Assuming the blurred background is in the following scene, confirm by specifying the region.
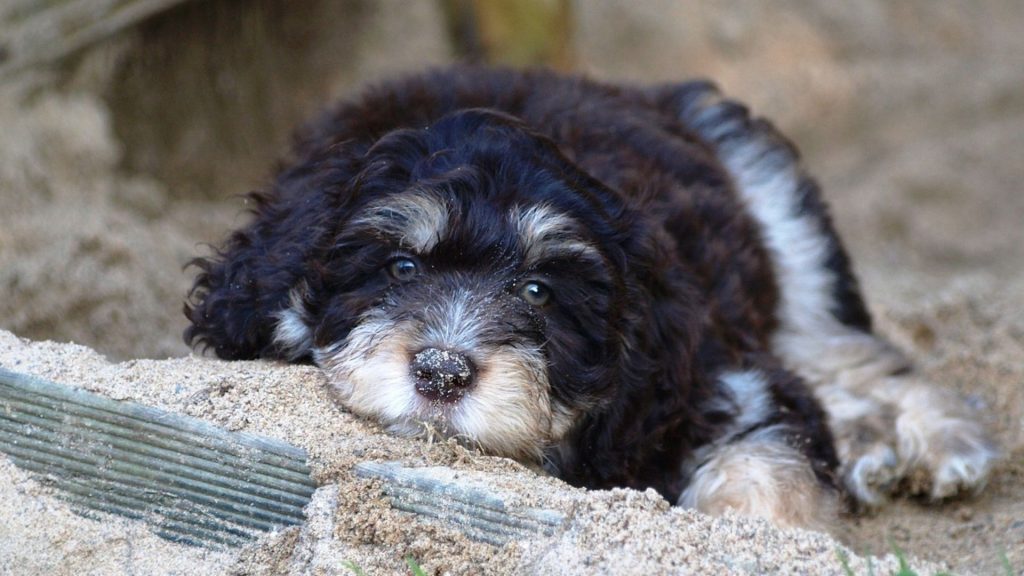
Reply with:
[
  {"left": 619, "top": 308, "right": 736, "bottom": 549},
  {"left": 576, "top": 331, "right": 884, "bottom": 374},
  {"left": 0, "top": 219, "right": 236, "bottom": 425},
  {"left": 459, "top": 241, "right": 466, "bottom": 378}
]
[
  {"left": 1, "top": 1, "right": 1022, "bottom": 571},
  {"left": 2, "top": 0, "right": 1021, "bottom": 360}
]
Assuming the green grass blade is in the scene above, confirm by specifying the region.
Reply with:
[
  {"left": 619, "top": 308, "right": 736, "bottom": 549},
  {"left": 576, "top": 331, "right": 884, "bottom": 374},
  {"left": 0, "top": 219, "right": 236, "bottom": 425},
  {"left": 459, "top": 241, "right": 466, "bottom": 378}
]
[
  {"left": 341, "top": 560, "right": 368, "bottom": 576},
  {"left": 836, "top": 548, "right": 857, "bottom": 576},
  {"left": 1000, "top": 550, "right": 1014, "bottom": 576},
  {"left": 406, "top": 556, "right": 427, "bottom": 576}
]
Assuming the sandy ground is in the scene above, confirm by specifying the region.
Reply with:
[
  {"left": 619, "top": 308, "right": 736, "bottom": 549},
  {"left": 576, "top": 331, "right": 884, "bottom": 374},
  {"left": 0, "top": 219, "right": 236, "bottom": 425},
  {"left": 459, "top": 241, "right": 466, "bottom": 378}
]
[
  {"left": 1, "top": 1, "right": 1022, "bottom": 574},
  {"left": 0, "top": 329, "right": 951, "bottom": 575}
]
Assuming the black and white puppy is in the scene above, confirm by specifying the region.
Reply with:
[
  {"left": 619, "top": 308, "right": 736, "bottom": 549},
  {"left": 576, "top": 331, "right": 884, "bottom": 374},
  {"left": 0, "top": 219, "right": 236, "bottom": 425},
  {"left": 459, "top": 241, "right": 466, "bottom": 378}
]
[{"left": 185, "top": 67, "right": 997, "bottom": 530}]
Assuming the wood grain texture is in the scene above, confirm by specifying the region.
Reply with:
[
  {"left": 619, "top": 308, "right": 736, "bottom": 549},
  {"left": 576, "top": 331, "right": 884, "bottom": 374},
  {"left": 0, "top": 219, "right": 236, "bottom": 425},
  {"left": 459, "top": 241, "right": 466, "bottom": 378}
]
[
  {"left": 355, "top": 461, "right": 565, "bottom": 546},
  {"left": 0, "top": 367, "right": 315, "bottom": 548}
]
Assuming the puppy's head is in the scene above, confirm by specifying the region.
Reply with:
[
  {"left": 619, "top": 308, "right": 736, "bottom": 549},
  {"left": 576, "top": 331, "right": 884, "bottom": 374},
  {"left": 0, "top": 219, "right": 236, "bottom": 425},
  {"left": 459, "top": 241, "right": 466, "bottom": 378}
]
[{"left": 187, "top": 109, "right": 687, "bottom": 463}]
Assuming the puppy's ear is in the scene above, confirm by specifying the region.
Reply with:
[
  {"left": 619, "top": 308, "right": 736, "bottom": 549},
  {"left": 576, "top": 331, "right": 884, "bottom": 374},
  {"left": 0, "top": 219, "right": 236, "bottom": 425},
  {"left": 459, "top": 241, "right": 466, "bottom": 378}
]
[
  {"left": 556, "top": 218, "right": 713, "bottom": 494},
  {"left": 184, "top": 157, "right": 353, "bottom": 360}
]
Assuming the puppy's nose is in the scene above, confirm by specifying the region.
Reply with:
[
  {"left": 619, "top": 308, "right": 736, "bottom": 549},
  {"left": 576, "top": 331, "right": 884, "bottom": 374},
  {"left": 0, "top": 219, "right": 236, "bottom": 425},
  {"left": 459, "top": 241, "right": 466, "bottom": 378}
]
[{"left": 411, "top": 347, "right": 475, "bottom": 402}]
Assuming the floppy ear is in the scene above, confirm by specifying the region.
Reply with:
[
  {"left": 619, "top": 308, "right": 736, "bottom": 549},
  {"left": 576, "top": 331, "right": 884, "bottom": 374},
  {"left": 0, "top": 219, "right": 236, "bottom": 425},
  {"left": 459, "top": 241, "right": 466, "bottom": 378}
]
[
  {"left": 184, "top": 155, "right": 356, "bottom": 360},
  {"left": 552, "top": 217, "right": 716, "bottom": 499}
]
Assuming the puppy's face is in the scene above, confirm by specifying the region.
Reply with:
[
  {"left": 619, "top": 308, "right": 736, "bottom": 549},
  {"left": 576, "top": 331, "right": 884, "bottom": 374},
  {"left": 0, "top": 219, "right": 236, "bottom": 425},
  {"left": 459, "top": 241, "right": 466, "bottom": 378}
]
[{"left": 276, "top": 113, "right": 629, "bottom": 461}]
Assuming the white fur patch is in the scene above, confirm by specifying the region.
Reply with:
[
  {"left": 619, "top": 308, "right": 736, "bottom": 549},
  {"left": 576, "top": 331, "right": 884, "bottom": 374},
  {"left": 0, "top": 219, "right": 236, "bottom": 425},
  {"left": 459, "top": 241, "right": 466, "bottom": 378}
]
[
  {"left": 679, "top": 426, "right": 838, "bottom": 531},
  {"left": 715, "top": 140, "right": 844, "bottom": 364},
  {"left": 678, "top": 91, "right": 851, "bottom": 367},
  {"left": 421, "top": 288, "right": 489, "bottom": 352},
  {"left": 716, "top": 369, "right": 772, "bottom": 436},
  {"left": 272, "top": 286, "right": 314, "bottom": 360},
  {"left": 315, "top": 314, "right": 420, "bottom": 425},
  {"left": 452, "top": 344, "right": 553, "bottom": 461}
]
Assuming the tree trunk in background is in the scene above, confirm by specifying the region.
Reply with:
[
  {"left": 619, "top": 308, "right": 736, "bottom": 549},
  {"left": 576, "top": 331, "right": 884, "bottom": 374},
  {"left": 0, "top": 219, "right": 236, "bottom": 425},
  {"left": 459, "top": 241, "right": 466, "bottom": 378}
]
[{"left": 441, "top": 0, "right": 573, "bottom": 69}]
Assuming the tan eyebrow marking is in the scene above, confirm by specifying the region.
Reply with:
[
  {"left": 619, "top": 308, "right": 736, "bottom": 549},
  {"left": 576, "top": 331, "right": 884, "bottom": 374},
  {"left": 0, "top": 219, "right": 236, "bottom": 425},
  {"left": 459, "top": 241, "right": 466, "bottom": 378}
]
[
  {"left": 352, "top": 191, "right": 450, "bottom": 252},
  {"left": 512, "top": 204, "right": 601, "bottom": 266}
]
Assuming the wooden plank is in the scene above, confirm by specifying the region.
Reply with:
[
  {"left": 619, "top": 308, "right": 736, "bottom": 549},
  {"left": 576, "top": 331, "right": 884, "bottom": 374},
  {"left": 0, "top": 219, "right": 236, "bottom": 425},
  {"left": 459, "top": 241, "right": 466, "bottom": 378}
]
[
  {"left": 0, "top": 367, "right": 316, "bottom": 549},
  {"left": 0, "top": 367, "right": 567, "bottom": 550},
  {"left": 355, "top": 461, "right": 566, "bottom": 546},
  {"left": 0, "top": 0, "right": 196, "bottom": 80}
]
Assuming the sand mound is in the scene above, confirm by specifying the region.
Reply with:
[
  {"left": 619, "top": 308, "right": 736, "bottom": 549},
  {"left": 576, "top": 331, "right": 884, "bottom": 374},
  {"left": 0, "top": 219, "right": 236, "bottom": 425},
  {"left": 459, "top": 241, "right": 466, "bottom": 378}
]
[{"left": 1, "top": 330, "right": 950, "bottom": 575}]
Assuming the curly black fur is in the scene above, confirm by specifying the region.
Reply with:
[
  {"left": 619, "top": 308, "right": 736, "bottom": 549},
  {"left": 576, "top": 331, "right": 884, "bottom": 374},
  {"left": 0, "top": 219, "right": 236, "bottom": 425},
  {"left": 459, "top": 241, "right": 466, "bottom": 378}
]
[{"left": 185, "top": 67, "right": 847, "bottom": 503}]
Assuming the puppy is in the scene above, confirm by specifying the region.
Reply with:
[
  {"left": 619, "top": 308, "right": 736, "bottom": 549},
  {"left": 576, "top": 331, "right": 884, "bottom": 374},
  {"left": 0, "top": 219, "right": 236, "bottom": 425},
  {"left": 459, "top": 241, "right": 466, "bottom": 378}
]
[{"left": 185, "top": 67, "right": 997, "bottom": 530}]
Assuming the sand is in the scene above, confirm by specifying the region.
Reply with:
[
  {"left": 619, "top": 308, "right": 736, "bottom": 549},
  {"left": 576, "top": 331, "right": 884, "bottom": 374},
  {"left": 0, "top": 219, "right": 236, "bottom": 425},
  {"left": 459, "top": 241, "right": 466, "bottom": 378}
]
[
  {"left": 0, "top": 457, "right": 234, "bottom": 576},
  {"left": 2, "top": 2, "right": 1023, "bottom": 573},
  {"left": 0, "top": 329, "right": 953, "bottom": 575}
]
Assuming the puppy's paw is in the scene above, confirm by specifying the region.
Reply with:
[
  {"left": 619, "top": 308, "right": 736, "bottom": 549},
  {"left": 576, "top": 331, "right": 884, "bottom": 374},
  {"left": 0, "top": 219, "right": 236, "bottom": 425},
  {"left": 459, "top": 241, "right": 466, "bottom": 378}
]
[
  {"left": 830, "top": 385, "right": 1000, "bottom": 507},
  {"left": 889, "top": 382, "right": 1000, "bottom": 500},
  {"left": 929, "top": 440, "right": 999, "bottom": 500},
  {"left": 897, "top": 412, "right": 999, "bottom": 500},
  {"left": 818, "top": 386, "right": 902, "bottom": 506},
  {"left": 841, "top": 441, "right": 901, "bottom": 506}
]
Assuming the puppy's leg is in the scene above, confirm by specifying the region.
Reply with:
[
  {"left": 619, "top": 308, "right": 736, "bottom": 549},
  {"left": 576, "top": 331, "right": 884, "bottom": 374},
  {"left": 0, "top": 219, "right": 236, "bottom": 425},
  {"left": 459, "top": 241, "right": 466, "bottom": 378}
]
[
  {"left": 662, "top": 82, "right": 999, "bottom": 505},
  {"left": 787, "top": 332, "right": 998, "bottom": 504},
  {"left": 680, "top": 427, "right": 839, "bottom": 531},
  {"left": 680, "top": 368, "right": 840, "bottom": 531}
]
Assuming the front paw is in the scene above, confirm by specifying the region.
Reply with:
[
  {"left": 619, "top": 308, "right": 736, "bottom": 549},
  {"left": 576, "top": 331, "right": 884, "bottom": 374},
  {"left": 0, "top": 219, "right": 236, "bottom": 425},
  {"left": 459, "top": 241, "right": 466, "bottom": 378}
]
[
  {"left": 826, "top": 382, "right": 1000, "bottom": 506},
  {"left": 897, "top": 414, "right": 999, "bottom": 500},
  {"left": 843, "top": 443, "right": 901, "bottom": 506},
  {"left": 820, "top": 388, "right": 903, "bottom": 506}
]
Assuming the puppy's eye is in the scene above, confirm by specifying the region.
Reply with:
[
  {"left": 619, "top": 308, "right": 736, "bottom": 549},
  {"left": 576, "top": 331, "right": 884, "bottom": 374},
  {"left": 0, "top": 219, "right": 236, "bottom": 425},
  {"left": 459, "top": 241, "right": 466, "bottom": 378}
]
[
  {"left": 387, "top": 257, "right": 418, "bottom": 282},
  {"left": 519, "top": 281, "right": 551, "bottom": 306}
]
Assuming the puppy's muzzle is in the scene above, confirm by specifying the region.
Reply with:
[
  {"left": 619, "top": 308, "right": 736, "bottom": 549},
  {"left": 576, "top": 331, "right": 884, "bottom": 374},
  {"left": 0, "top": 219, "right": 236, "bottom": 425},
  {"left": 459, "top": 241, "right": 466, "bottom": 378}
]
[{"left": 411, "top": 347, "right": 476, "bottom": 402}]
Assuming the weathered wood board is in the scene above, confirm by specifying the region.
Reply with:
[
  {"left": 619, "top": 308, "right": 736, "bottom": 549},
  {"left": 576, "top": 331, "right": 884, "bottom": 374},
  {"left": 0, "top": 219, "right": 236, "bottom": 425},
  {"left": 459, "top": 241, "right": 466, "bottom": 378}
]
[
  {"left": 0, "top": 367, "right": 567, "bottom": 549},
  {"left": 0, "top": 367, "right": 316, "bottom": 548}
]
